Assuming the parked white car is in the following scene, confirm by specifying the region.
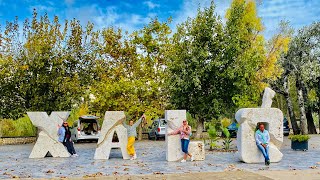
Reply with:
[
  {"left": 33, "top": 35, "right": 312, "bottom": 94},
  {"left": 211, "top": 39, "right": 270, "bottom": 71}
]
[{"left": 148, "top": 118, "right": 167, "bottom": 140}]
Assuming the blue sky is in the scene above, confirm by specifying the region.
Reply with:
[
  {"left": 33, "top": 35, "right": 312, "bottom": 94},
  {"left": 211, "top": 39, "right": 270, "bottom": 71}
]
[{"left": 0, "top": 0, "right": 319, "bottom": 39}]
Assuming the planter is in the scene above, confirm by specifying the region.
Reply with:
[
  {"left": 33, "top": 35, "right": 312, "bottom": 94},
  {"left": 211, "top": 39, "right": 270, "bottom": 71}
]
[{"left": 291, "top": 140, "right": 308, "bottom": 151}]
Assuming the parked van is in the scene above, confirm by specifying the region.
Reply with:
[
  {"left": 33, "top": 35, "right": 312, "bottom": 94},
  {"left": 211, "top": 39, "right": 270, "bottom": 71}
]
[{"left": 72, "top": 115, "right": 100, "bottom": 142}]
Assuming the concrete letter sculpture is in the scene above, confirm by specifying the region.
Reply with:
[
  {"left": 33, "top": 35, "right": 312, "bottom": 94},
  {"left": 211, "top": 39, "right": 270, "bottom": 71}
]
[
  {"left": 27, "top": 112, "right": 70, "bottom": 158},
  {"left": 235, "top": 88, "right": 283, "bottom": 163},
  {"left": 261, "top": 87, "right": 276, "bottom": 108},
  {"left": 94, "top": 111, "right": 130, "bottom": 160},
  {"left": 165, "top": 110, "right": 205, "bottom": 161}
]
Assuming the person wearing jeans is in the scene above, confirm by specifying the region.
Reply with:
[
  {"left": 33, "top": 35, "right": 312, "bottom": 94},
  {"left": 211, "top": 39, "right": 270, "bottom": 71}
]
[
  {"left": 168, "top": 119, "right": 194, "bottom": 163},
  {"left": 255, "top": 123, "right": 270, "bottom": 165},
  {"left": 58, "top": 121, "right": 78, "bottom": 157}
]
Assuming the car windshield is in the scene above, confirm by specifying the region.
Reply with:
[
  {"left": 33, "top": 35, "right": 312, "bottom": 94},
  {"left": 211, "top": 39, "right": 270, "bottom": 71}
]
[{"left": 160, "top": 120, "right": 167, "bottom": 127}]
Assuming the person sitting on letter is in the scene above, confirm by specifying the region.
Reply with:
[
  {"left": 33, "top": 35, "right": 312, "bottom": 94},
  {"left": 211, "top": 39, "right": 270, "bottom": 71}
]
[
  {"left": 58, "top": 121, "right": 78, "bottom": 157},
  {"left": 255, "top": 123, "right": 270, "bottom": 165},
  {"left": 122, "top": 114, "right": 146, "bottom": 160}
]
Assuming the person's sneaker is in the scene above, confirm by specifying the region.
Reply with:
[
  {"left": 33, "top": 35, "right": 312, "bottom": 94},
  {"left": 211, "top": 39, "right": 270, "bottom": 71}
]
[
  {"left": 181, "top": 159, "right": 186, "bottom": 163},
  {"left": 133, "top": 154, "right": 137, "bottom": 160},
  {"left": 71, "top": 154, "right": 77, "bottom": 158},
  {"left": 73, "top": 154, "right": 79, "bottom": 157},
  {"left": 266, "top": 160, "right": 270, "bottom": 166},
  {"left": 190, "top": 155, "right": 194, "bottom": 162}
]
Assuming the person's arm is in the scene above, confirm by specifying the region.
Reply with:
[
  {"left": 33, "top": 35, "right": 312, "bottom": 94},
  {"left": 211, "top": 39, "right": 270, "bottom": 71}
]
[
  {"left": 182, "top": 126, "right": 191, "bottom": 135},
  {"left": 58, "top": 127, "right": 63, "bottom": 135},
  {"left": 255, "top": 131, "right": 262, "bottom": 145},
  {"left": 168, "top": 127, "right": 181, "bottom": 135},
  {"left": 265, "top": 131, "right": 270, "bottom": 144},
  {"left": 133, "top": 117, "right": 143, "bottom": 128},
  {"left": 122, "top": 121, "right": 129, "bottom": 128}
]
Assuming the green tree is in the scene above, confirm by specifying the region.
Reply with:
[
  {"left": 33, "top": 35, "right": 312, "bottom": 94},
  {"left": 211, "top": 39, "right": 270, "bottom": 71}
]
[
  {"left": 283, "top": 22, "right": 320, "bottom": 134},
  {"left": 168, "top": 0, "right": 288, "bottom": 138},
  {"left": 0, "top": 10, "right": 96, "bottom": 118},
  {"left": 90, "top": 19, "right": 171, "bottom": 140},
  {"left": 167, "top": 2, "right": 225, "bottom": 139}
]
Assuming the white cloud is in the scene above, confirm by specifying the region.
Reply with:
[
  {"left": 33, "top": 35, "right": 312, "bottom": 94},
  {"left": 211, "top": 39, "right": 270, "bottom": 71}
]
[
  {"left": 172, "top": 0, "right": 320, "bottom": 39},
  {"left": 30, "top": 5, "right": 55, "bottom": 13},
  {"left": 64, "top": 0, "right": 74, "bottom": 6},
  {"left": 63, "top": 4, "right": 156, "bottom": 34},
  {"left": 258, "top": 0, "right": 320, "bottom": 39},
  {"left": 143, "top": 1, "right": 160, "bottom": 9},
  {"left": 64, "top": 5, "right": 120, "bottom": 29}
]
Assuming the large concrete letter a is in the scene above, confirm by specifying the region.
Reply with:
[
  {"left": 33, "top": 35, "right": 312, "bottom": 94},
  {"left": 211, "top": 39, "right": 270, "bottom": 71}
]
[{"left": 94, "top": 111, "right": 130, "bottom": 160}]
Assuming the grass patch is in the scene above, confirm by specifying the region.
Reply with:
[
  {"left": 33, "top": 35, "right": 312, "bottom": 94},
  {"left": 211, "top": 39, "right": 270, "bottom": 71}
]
[{"left": 0, "top": 115, "right": 37, "bottom": 137}]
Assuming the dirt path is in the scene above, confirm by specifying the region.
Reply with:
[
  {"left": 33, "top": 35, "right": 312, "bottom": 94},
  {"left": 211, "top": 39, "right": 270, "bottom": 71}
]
[
  {"left": 256, "top": 169, "right": 320, "bottom": 180},
  {"left": 72, "top": 171, "right": 271, "bottom": 180}
]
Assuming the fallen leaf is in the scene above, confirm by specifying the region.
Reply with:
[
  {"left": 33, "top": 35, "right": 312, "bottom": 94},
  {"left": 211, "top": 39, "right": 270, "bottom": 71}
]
[
  {"left": 46, "top": 170, "right": 54, "bottom": 174},
  {"left": 3, "top": 172, "right": 11, "bottom": 176},
  {"left": 124, "top": 168, "right": 129, "bottom": 171}
]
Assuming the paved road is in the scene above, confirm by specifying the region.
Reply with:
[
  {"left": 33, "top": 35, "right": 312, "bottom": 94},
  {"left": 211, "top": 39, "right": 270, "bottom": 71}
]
[{"left": 0, "top": 135, "right": 319, "bottom": 179}]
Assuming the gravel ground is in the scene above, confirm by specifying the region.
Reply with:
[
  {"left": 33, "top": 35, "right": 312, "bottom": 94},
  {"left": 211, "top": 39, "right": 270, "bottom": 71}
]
[{"left": 0, "top": 135, "right": 319, "bottom": 179}]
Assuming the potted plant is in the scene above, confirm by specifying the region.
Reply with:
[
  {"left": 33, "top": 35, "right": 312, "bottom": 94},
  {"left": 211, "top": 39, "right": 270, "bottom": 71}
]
[{"left": 289, "top": 134, "right": 310, "bottom": 151}]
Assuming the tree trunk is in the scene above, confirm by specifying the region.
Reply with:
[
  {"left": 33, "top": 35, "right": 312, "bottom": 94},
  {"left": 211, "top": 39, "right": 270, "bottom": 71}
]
[
  {"left": 301, "top": 81, "right": 317, "bottom": 134},
  {"left": 138, "top": 124, "right": 143, "bottom": 140},
  {"left": 194, "top": 118, "right": 204, "bottom": 139},
  {"left": 296, "top": 75, "right": 308, "bottom": 135},
  {"left": 306, "top": 109, "right": 317, "bottom": 134},
  {"left": 317, "top": 77, "right": 320, "bottom": 134},
  {"left": 284, "top": 75, "right": 299, "bottom": 134}
]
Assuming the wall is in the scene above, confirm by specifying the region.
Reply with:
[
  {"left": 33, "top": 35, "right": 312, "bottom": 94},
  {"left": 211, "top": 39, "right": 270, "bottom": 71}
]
[{"left": 0, "top": 137, "right": 36, "bottom": 145}]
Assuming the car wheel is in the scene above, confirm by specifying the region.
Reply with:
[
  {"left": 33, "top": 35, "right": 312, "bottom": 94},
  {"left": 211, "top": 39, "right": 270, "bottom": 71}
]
[{"left": 148, "top": 134, "right": 152, "bottom": 140}]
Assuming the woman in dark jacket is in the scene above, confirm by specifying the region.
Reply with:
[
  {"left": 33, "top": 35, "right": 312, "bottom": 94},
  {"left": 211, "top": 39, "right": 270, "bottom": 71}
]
[{"left": 58, "top": 121, "right": 78, "bottom": 157}]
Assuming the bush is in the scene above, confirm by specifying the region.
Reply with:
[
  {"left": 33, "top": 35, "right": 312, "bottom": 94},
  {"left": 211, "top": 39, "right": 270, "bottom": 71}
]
[
  {"left": 207, "top": 125, "right": 219, "bottom": 150},
  {"left": 0, "top": 115, "right": 37, "bottom": 137},
  {"left": 289, "top": 134, "right": 310, "bottom": 142},
  {"left": 221, "top": 117, "right": 232, "bottom": 128},
  {"left": 186, "top": 112, "right": 197, "bottom": 130},
  {"left": 221, "top": 126, "right": 232, "bottom": 150}
]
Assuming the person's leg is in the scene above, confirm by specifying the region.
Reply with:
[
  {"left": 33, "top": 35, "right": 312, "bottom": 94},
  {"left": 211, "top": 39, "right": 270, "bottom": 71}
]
[
  {"left": 183, "top": 139, "right": 189, "bottom": 160},
  {"left": 185, "top": 139, "right": 191, "bottom": 157},
  {"left": 265, "top": 146, "right": 270, "bottom": 160},
  {"left": 257, "top": 144, "right": 268, "bottom": 160},
  {"left": 180, "top": 139, "right": 184, "bottom": 152},
  {"left": 69, "top": 141, "right": 77, "bottom": 155},
  {"left": 132, "top": 138, "right": 136, "bottom": 159},
  {"left": 127, "top": 137, "right": 135, "bottom": 159},
  {"left": 265, "top": 146, "right": 270, "bottom": 165},
  {"left": 181, "top": 139, "right": 187, "bottom": 162},
  {"left": 63, "top": 142, "right": 73, "bottom": 155},
  {"left": 185, "top": 139, "right": 194, "bottom": 161}
]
